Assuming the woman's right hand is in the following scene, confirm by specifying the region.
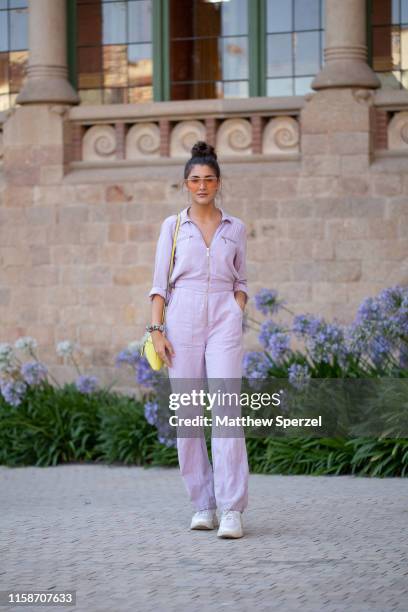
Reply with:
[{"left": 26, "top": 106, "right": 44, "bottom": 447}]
[{"left": 151, "top": 330, "right": 175, "bottom": 368}]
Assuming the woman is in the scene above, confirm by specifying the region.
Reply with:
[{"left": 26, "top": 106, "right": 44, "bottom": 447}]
[{"left": 147, "top": 141, "right": 249, "bottom": 539}]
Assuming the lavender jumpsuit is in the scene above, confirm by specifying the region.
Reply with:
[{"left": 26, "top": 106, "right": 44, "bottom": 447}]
[{"left": 148, "top": 205, "right": 249, "bottom": 513}]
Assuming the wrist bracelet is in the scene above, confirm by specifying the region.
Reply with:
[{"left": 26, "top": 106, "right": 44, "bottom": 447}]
[{"left": 146, "top": 323, "right": 165, "bottom": 333}]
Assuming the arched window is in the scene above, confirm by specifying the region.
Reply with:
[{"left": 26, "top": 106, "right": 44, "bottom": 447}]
[
  {"left": 368, "top": 0, "right": 408, "bottom": 89},
  {"left": 0, "top": 0, "right": 28, "bottom": 112}
]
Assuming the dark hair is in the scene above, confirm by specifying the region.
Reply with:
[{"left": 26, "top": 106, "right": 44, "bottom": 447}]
[{"left": 184, "top": 141, "right": 221, "bottom": 179}]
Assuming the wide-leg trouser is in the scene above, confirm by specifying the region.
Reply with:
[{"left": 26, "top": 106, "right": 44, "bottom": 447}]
[{"left": 165, "top": 284, "right": 249, "bottom": 513}]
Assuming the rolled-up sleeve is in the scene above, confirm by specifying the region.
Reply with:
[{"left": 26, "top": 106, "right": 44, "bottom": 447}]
[
  {"left": 148, "top": 216, "right": 174, "bottom": 301},
  {"left": 233, "top": 223, "right": 249, "bottom": 303}
]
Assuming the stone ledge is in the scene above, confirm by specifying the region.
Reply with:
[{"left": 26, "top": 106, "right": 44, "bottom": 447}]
[
  {"left": 62, "top": 157, "right": 302, "bottom": 184},
  {"left": 68, "top": 96, "right": 305, "bottom": 122}
]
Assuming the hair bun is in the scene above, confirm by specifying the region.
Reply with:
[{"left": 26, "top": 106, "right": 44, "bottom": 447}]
[{"left": 191, "top": 141, "right": 217, "bottom": 160}]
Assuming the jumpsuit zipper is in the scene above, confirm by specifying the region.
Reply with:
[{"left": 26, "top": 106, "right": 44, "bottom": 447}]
[
  {"left": 187, "top": 218, "right": 225, "bottom": 327},
  {"left": 206, "top": 247, "right": 210, "bottom": 324}
]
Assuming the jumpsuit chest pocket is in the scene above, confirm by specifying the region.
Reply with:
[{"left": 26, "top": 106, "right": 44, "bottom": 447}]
[
  {"left": 221, "top": 234, "right": 237, "bottom": 245},
  {"left": 174, "top": 233, "right": 194, "bottom": 264},
  {"left": 220, "top": 234, "right": 238, "bottom": 256},
  {"left": 175, "top": 233, "right": 206, "bottom": 270},
  {"left": 175, "top": 233, "right": 193, "bottom": 249},
  {"left": 213, "top": 233, "right": 238, "bottom": 275}
]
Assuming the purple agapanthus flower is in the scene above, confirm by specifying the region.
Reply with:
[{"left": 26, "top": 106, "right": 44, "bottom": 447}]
[
  {"left": 266, "top": 332, "right": 291, "bottom": 363},
  {"left": 254, "top": 288, "right": 285, "bottom": 316},
  {"left": 288, "top": 363, "right": 311, "bottom": 391},
  {"left": 369, "top": 335, "right": 393, "bottom": 368},
  {"left": 292, "top": 313, "right": 351, "bottom": 365},
  {"left": 115, "top": 348, "right": 160, "bottom": 390},
  {"left": 21, "top": 361, "right": 48, "bottom": 386},
  {"left": 243, "top": 351, "right": 270, "bottom": 379},
  {"left": 0, "top": 379, "right": 27, "bottom": 407},
  {"left": 135, "top": 357, "right": 162, "bottom": 389},
  {"left": 350, "top": 285, "right": 408, "bottom": 367},
  {"left": 257, "top": 319, "right": 291, "bottom": 363},
  {"left": 307, "top": 322, "right": 347, "bottom": 364},
  {"left": 355, "top": 288, "right": 408, "bottom": 339},
  {"left": 355, "top": 296, "right": 383, "bottom": 327},
  {"left": 292, "top": 314, "right": 324, "bottom": 338},
  {"left": 346, "top": 321, "right": 383, "bottom": 366},
  {"left": 258, "top": 320, "right": 286, "bottom": 350},
  {"left": 115, "top": 349, "right": 141, "bottom": 368},
  {"left": 75, "top": 375, "right": 98, "bottom": 394},
  {"left": 144, "top": 399, "right": 159, "bottom": 426},
  {"left": 377, "top": 286, "right": 408, "bottom": 335}
]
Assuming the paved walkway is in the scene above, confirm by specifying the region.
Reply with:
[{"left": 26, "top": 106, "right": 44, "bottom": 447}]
[{"left": 0, "top": 465, "right": 407, "bottom": 612}]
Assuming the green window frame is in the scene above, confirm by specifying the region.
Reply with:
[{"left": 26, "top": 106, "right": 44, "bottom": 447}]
[{"left": 249, "top": 0, "right": 266, "bottom": 97}]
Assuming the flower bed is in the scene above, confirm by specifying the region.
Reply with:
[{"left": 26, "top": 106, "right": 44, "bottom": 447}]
[{"left": 1, "top": 286, "right": 407, "bottom": 475}]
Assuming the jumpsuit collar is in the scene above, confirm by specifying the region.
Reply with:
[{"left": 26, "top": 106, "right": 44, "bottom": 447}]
[{"left": 180, "top": 205, "right": 233, "bottom": 225}]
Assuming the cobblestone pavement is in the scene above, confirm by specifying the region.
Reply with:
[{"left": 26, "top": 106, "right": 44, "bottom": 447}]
[{"left": 0, "top": 465, "right": 407, "bottom": 612}]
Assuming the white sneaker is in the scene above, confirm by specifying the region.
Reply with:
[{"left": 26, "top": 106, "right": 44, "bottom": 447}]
[
  {"left": 217, "top": 510, "right": 244, "bottom": 539},
  {"left": 190, "top": 509, "right": 219, "bottom": 530}
]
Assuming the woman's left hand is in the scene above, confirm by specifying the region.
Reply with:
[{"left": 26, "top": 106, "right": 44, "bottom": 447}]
[{"left": 234, "top": 292, "right": 246, "bottom": 312}]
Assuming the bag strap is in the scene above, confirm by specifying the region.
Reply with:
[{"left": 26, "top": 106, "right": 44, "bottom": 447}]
[{"left": 161, "top": 212, "right": 181, "bottom": 325}]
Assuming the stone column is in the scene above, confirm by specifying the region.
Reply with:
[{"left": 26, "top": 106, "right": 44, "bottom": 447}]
[
  {"left": 16, "top": 0, "right": 79, "bottom": 105},
  {"left": 312, "top": 0, "right": 380, "bottom": 90}
]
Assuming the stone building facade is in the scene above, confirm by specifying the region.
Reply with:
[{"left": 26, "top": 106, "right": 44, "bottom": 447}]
[{"left": 0, "top": 0, "right": 407, "bottom": 387}]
